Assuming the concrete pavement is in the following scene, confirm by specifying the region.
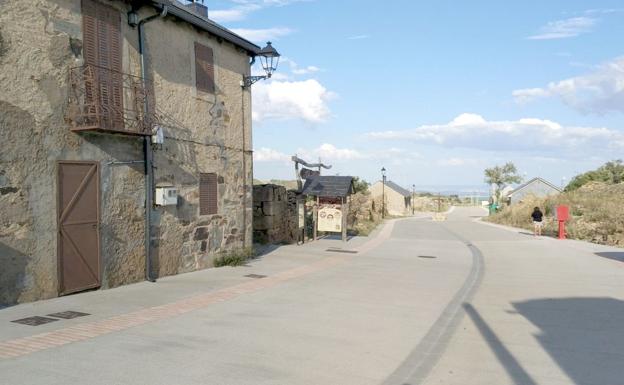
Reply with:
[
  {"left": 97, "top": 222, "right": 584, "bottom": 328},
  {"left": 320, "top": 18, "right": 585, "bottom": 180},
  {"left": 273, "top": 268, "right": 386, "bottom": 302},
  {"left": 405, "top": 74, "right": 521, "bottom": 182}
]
[{"left": 1, "top": 207, "right": 623, "bottom": 384}]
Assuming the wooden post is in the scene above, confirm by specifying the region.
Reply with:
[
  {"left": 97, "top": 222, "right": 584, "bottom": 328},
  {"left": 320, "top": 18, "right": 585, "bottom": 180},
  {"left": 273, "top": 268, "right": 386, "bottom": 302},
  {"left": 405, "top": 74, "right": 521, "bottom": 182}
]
[
  {"left": 313, "top": 196, "right": 319, "bottom": 241},
  {"left": 341, "top": 196, "right": 348, "bottom": 242},
  {"left": 302, "top": 198, "right": 306, "bottom": 244}
]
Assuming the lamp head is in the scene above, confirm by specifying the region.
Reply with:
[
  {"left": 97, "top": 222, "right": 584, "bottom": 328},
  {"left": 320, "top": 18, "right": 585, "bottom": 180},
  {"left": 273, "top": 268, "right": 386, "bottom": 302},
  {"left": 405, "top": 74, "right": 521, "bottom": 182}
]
[{"left": 258, "top": 41, "right": 280, "bottom": 78}]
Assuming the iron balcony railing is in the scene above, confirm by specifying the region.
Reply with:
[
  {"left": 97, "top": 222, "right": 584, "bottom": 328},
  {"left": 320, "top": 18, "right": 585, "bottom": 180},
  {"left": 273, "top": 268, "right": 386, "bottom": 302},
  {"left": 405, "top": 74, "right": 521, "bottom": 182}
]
[{"left": 66, "top": 64, "right": 156, "bottom": 135}]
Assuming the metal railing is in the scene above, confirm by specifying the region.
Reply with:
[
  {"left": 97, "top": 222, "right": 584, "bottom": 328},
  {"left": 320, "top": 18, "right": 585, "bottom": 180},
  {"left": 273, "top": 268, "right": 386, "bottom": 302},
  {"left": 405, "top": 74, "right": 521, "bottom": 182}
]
[{"left": 66, "top": 64, "right": 156, "bottom": 135}]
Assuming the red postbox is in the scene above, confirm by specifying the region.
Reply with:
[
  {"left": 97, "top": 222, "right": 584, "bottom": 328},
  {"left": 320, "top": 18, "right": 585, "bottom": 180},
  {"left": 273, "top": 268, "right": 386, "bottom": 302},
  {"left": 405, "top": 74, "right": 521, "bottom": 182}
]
[{"left": 556, "top": 205, "right": 569, "bottom": 239}]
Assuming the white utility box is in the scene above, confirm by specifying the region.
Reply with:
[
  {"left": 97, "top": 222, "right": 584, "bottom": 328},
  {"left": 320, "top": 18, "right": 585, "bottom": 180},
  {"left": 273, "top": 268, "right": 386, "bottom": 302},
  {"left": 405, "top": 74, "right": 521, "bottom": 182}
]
[{"left": 155, "top": 186, "right": 178, "bottom": 206}]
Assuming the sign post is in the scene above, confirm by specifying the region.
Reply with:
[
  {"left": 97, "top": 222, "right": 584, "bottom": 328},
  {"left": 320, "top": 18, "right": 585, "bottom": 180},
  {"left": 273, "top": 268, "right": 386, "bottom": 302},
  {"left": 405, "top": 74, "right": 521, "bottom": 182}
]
[{"left": 556, "top": 205, "right": 569, "bottom": 240}]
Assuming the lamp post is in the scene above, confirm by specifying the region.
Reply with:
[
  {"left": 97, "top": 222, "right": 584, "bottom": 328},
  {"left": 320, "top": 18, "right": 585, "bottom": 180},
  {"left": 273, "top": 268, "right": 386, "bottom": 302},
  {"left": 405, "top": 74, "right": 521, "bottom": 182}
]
[
  {"left": 242, "top": 42, "right": 281, "bottom": 88},
  {"left": 381, "top": 167, "right": 386, "bottom": 218},
  {"left": 412, "top": 184, "right": 415, "bottom": 215}
]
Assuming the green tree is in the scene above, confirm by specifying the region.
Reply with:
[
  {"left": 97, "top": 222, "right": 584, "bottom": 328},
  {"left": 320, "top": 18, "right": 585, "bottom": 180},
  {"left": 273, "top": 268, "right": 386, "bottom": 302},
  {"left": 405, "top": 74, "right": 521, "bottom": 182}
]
[
  {"left": 352, "top": 177, "right": 370, "bottom": 194},
  {"left": 565, "top": 160, "right": 624, "bottom": 191},
  {"left": 484, "top": 162, "right": 522, "bottom": 203}
]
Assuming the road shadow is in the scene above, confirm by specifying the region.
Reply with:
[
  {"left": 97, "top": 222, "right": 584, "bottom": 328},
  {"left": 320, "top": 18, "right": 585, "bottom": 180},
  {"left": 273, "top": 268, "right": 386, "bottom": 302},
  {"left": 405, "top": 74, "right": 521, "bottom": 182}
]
[
  {"left": 595, "top": 252, "right": 624, "bottom": 263},
  {"left": 463, "top": 304, "right": 538, "bottom": 385},
  {"left": 317, "top": 233, "right": 356, "bottom": 241},
  {"left": 513, "top": 297, "right": 624, "bottom": 385}
]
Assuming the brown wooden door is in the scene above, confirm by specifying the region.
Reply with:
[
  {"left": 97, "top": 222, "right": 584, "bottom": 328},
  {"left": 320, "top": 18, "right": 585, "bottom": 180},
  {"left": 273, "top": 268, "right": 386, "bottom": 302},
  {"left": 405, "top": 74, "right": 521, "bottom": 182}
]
[
  {"left": 82, "top": 0, "right": 123, "bottom": 130},
  {"left": 57, "top": 161, "right": 101, "bottom": 295}
]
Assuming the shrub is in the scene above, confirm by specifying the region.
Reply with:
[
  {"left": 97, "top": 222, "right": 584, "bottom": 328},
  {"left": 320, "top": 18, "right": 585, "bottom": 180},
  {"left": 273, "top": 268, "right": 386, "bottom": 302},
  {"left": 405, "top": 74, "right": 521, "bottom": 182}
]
[
  {"left": 213, "top": 247, "right": 254, "bottom": 267},
  {"left": 486, "top": 182, "right": 624, "bottom": 246}
]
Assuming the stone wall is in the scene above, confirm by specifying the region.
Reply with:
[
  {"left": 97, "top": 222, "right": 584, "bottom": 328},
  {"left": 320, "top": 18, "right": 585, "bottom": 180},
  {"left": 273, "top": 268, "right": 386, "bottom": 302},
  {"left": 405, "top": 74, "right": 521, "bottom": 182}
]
[
  {"left": 0, "top": 0, "right": 253, "bottom": 306},
  {"left": 253, "top": 185, "right": 301, "bottom": 244}
]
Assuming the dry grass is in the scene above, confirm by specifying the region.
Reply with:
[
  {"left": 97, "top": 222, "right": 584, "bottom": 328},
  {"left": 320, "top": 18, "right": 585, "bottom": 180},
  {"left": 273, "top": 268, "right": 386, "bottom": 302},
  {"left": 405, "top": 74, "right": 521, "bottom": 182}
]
[
  {"left": 348, "top": 192, "right": 383, "bottom": 236},
  {"left": 486, "top": 182, "right": 624, "bottom": 247}
]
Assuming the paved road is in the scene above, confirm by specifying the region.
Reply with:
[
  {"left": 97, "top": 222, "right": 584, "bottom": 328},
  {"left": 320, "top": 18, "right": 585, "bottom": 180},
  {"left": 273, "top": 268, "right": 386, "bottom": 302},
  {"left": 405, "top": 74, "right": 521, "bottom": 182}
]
[{"left": 0, "top": 207, "right": 622, "bottom": 384}]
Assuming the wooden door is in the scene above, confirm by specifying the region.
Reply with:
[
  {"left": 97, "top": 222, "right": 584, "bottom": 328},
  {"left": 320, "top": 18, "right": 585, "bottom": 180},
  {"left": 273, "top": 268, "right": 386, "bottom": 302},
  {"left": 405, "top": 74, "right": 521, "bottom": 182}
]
[{"left": 57, "top": 161, "right": 101, "bottom": 295}]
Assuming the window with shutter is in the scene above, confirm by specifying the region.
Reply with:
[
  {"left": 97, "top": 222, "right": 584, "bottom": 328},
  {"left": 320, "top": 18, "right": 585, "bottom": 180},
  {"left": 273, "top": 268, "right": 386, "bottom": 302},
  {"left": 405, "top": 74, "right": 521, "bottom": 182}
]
[
  {"left": 194, "top": 42, "right": 215, "bottom": 94},
  {"left": 199, "top": 173, "right": 218, "bottom": 215},
  {"left": 82, "top": 0, "right": 123, "bottom": 130}
]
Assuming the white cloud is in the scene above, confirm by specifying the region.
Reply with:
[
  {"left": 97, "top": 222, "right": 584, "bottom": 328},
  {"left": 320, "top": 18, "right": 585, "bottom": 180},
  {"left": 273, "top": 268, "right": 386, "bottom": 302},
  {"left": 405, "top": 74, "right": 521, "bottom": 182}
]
[
  {"left": 313, "top": 143, "right": 364, "bottom": 160},
  {"left": 347, "top": 34, "right": 370, "bottom": 40},
  {"left": 528, "top": 17, "right": 596, "bottom": 40},
  {"left": 365, "top": 113, "right": 624, "bottom": 154},
  {"left": 230, "top": 27, "right": 293, "bottom": 43},
  {"left": 253, "top": 147, "right": 291, "bottom": 163},
  {"left": 252, "top": 79, "right": 336, "bottom": 123},
  {"left": 513, "top": 56, "right": 624, "bottom": 114},
  {"left": 292, "top": 66, "right": 320, "bottom": 75},
  {"left": 209, "top": 9, "right": 249, "bottom": 22},
  {"left": 210, "top": 0, "right": 308, "bottom": 23},
  {"left": 437, "top": 158, "right": 478, "bottom": 167},
  {"left": 274, "top": 58, "right": 321, "bottom": 78}
]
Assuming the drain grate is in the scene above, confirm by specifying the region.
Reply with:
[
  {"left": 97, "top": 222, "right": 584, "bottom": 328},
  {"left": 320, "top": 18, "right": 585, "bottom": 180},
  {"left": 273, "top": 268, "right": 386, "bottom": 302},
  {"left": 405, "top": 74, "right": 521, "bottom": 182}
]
[
  {"left": 326, "top": 248, "right": 358, "bottom": 254},
  {"left": 418, "top": 255, "right": 437, "bottom": 259},
  {"left": 244, "top": 274, "right": 267, "bottom": 279},
  {"left": 11, "top": 316, "right": 59, "bottom": 326},
  {"left": 47, "top": 311, "right": 90, "bottom": 319}
]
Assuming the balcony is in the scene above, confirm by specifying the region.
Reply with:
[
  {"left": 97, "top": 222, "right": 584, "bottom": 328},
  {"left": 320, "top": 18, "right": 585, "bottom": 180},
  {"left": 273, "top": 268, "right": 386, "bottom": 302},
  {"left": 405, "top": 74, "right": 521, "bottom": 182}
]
[{"left": 66, "top": 64, "right": 156, "bottom": 136}]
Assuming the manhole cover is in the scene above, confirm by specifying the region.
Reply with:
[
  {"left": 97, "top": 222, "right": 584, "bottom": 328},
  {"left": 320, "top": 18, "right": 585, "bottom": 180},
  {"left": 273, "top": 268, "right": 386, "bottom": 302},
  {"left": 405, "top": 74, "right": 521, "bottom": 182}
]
[
  {"left": 244, "top": 274, "right": 267, "bottom": 279},
  {"left": 11, "top": 316, "right": 59, "bottom": 326},
  {"left": 326, "top": 248, "right": 358, "bottom": 254},
  {"left": 47, "top": 311, "right": 90, "bottom": 319},
  {"left": 418, "top": 255, "right": 437, "bottom": 259}
]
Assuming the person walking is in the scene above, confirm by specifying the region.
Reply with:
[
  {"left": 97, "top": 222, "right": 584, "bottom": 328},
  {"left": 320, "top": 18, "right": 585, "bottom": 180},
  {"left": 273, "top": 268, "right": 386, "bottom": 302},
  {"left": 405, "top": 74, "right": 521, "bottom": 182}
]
[{"left": 532, "top": 207, "right": 544, "bottom": 236}]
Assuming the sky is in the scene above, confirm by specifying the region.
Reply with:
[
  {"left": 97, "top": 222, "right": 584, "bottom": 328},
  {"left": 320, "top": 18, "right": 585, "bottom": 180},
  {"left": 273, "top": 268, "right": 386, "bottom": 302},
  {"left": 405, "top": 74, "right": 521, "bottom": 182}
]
[{"left": 201, "top": 0, "right": 624, "bottom": 193}]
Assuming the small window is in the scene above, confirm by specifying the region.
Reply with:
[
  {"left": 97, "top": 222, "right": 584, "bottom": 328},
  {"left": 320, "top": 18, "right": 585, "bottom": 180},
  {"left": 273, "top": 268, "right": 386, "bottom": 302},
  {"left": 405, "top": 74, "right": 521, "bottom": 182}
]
[
  {"left": 194, "top": 42, "right": 215, "bottom": 94},
  {"left": 199, "top": 173, "right": 218, "bottom": 215}
]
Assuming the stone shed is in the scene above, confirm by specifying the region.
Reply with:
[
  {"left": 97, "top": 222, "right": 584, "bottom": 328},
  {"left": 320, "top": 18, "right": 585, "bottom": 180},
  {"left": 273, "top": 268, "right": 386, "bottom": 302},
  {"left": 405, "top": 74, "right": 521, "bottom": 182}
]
[
  {"left": 507, "top": 177, "right": 562, "bottom": 206},
  {"left": 0, "top": 0, "right": 265, "bottom": 305},
  {"left": 370, "top": 180, "right": 413, "bottom": 216}
]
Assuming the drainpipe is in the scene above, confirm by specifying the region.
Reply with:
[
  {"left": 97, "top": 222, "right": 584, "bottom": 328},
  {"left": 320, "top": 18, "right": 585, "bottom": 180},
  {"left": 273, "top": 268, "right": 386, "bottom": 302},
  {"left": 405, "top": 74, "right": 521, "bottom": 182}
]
[
  {"left": 241, "top": 55, "right": 255, "bottom": 249},
  {"left": 132, "top": 5, "right": 168, "bottom": 282}
]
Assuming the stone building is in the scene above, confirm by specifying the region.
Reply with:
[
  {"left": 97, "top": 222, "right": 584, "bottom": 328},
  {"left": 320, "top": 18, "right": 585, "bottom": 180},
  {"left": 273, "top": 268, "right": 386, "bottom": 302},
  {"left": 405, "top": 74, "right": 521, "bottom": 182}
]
[
  {"left": 370, "top": 180, "right": 413, "bottom": 216},
  {"left": 0, "top": 0, "right": 267, "bottom": 305}
]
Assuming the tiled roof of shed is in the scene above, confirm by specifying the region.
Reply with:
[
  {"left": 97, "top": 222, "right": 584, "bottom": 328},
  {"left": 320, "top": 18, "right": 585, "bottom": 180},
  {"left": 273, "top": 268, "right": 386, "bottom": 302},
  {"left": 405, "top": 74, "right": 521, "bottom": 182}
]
[
  {"left": 301, "top": 176, "right": 354, "bottom": 198},
  {"left": 510, "top": 177, "right": 562, "bottom": 195},
  {"left": 384, "top": 181, "right": 412, "bottom": 197}
]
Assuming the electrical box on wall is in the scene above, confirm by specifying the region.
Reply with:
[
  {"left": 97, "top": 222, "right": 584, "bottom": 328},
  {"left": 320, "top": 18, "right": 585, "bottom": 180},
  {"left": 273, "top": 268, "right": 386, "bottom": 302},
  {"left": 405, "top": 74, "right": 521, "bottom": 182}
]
[{"left": 155, "top": 186, "right": 178, "bottom": 206}]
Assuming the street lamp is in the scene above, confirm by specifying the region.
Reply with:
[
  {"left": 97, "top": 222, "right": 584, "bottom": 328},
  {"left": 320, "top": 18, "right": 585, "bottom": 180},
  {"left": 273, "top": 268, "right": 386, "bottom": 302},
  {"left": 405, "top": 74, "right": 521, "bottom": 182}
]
[
  {"left": 242, "top": 42, "right": 281, "bottom": 88},
  {"left": 381, "top": 167, "right": 386, "bottom": 218},
  {"left": 412, "top": 184, "right": 415, "bottom": 215}
]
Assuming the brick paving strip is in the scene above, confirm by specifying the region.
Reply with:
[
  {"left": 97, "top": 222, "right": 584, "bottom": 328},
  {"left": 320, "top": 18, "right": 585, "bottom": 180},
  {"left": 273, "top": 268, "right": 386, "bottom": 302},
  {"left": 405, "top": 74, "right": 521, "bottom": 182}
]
[
  {"left": 0, "top": 220, "right": 397, "bottom": 360},
  {"left": 0, "top": 257, "right": 345, "bottom": 359}
]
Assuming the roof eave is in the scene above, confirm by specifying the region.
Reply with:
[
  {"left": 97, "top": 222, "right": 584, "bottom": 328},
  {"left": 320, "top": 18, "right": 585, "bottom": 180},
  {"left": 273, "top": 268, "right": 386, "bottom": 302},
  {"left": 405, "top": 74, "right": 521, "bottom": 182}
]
[{"left": 150, "top": 0, "right": 261, "bottom": 55}]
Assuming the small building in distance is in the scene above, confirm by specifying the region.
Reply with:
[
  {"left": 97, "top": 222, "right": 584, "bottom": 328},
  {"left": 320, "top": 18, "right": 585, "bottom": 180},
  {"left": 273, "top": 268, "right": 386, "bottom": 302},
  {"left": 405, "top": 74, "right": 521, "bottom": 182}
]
[
  {"left": 507, "top": 177, "right": 562, "bottom": 205},
  {"left": 370, "top": 180, "right": 413, "bottom": 216}
]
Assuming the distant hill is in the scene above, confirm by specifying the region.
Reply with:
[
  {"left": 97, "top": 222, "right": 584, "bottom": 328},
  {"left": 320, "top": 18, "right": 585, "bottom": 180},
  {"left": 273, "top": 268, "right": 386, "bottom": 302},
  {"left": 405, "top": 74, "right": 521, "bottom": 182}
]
[
  {"left": 253, "top": 179, "right": 299, "bottom": 190},
  {"left": 566, "top": 160, "right": 624, "bottom": 191}
]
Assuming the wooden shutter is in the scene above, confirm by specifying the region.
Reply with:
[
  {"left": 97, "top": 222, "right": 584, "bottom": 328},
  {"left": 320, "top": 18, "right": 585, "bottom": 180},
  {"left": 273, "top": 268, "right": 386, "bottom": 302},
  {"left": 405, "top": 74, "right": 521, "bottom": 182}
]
[
  {"left": 199, "top": 173, "right": 218, "bottom": 215},
  {"left": 194, "top": 42, "right": 215, "bottom": 94},
  {"left": 82, "top": 0, "right": 123, "bottom": 130}
]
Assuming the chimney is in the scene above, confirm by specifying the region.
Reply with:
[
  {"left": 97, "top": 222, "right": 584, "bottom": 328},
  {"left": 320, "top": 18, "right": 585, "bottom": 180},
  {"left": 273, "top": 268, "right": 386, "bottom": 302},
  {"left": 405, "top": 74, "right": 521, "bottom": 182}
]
[{"left": 185, "top": 0, "right": 208, "bottom": 18}]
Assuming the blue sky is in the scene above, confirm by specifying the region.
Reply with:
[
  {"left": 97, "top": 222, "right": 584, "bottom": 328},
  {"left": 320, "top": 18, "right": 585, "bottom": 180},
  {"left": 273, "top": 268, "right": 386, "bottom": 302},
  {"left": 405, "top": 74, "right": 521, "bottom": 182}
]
[{"left": 204, "top": 0, "right": 624, "bottom": 192}]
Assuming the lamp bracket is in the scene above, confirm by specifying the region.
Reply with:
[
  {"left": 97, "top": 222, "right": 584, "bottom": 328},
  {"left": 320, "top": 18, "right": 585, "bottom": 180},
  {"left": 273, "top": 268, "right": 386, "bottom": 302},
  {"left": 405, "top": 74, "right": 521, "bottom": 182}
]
[{"left": 241, "top": 75, "right": 267, "bottom": 88}]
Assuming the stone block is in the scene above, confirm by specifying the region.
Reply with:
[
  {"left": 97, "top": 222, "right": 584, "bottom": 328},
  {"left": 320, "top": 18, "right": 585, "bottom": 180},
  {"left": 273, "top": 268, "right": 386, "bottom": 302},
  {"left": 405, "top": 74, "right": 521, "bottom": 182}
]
[
  {"left": 262, "top": 201, "right": 284, "bottom": 216},
  {"left": 194, "top": 227, "right": 209, "bottom": 240},
  {"left": 253, "top": 185, "right": 273, "bottom": 201},
  {"left": 253, "top": 216, "right": 274, "bottom": 231}
]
